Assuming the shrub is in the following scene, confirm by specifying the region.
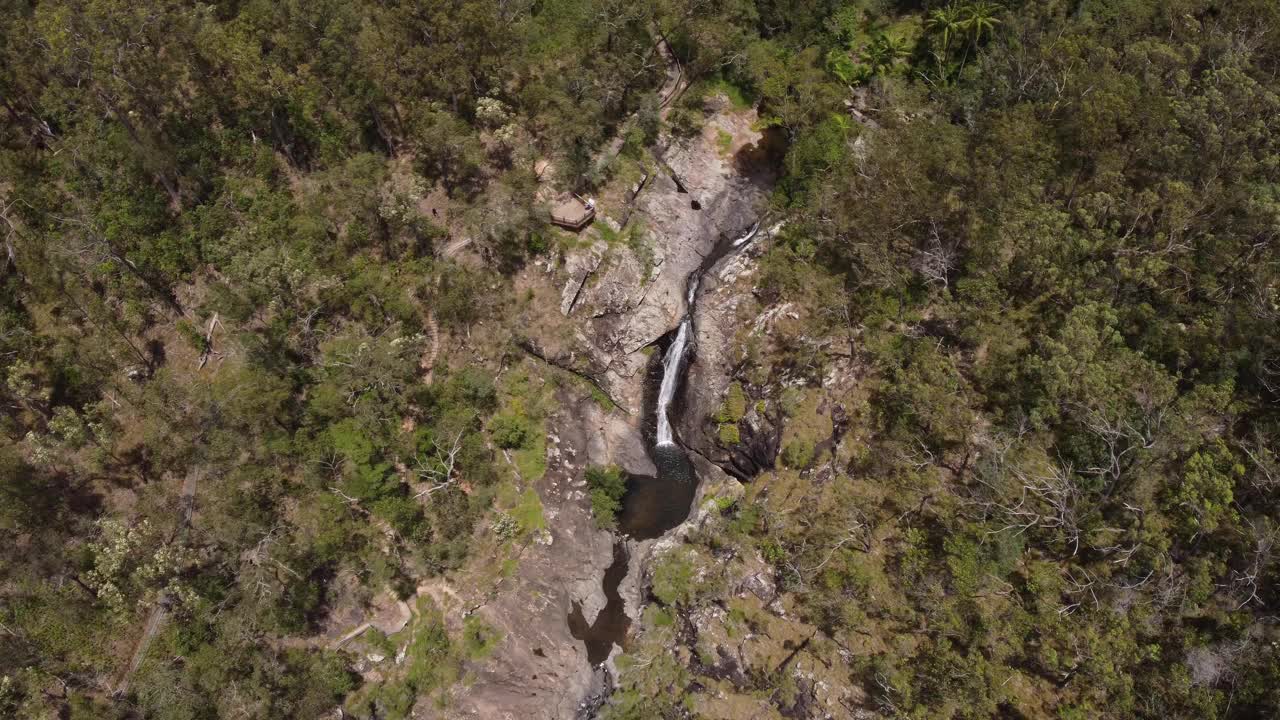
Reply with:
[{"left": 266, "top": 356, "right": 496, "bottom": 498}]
[
  {"left": 585, "top": 464, "right": 627, "bottom": 529},
  {"left": 489, "top": 414, "right": 529, "bottom": 449},
  {"left": 651, "top": 548, "right": 698, "bottom": 607},
  {"left": 715, "top": 382, "right": 748, "bottom": 423},
  {"left": 781, "top": 439, "right": 815, "bottom": 469},
  {"left": 462, "top": 616, "right": 502, "bottom": 659}
]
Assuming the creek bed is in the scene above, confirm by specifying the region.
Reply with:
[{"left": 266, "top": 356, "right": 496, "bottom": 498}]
[{"left": 567, "top": 219, "right": 760, "bottom": 668}]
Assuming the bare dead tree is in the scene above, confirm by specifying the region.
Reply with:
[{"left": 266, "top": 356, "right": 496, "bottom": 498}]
[
  {"left": 898, "top": 437, "right": 937, "bottom": 473},
  {"left": 1230, "top": 516, "right": 1278, "bottom": 610},
  {"left": 0, "top": 198, "right": 21, "bottom": 276},
  {"left": 913, "top": 220, "right": 957, "bottom": 289},
  {"left": 1258, "top": 355, "right": 1280, "bottom": 398},
  {"left": 1238, "top": 439, "right": 1279, "bottom": 492},
  {"left": 1069, "top": 401, "right": 1161, "bottom": 497},
  {"left": 804, "top": 512, "right": 874, "bottom": 576},
  {"left": 1152, "top": 565, "right": 1189, "bottom": 611},
  {"left": 977, "top": 458, "right": 1085, "bottom": 556},
  {"left": 414, "top": 427, "right": 467, "bottom": 499},
  {"left": 1059, "top": 566, "right": 1100, "bottom": 615}
]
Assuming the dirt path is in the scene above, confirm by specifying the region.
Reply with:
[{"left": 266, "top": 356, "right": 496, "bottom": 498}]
[
  {"left": 113, "top": 470, "right": 198, "bottom": 697},
  {"left": 440, "top": 236, "right": 472, "bottom": 258},
  {"left": 421, "top": 312, "right": 440, "bottom": 385},
  {"left": 593, "top": 33, "right": 688, "bottom": 176},
  {"left": 655, "top": 33, "right": 688, "bottom": 112}
]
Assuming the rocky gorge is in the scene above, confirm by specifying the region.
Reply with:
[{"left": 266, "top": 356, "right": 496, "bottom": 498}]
[{"left": 441, "top": 97, "right": 782, "bottom": 718}]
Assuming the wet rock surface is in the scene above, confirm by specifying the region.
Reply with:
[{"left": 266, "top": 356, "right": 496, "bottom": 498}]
[
  {"left": 677, "top": 225, "right": 782, "bottom": 480},
  {"left": 576, "top": 110, "right": 774, "bottom": 414},
  {"left": 452, "top": 102, "right": 775, "bottom": 719}
]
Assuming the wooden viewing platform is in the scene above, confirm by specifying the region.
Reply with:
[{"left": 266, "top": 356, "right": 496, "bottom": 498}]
[{"left": 550, "top": 194, "right": 595, "bottom": 230}]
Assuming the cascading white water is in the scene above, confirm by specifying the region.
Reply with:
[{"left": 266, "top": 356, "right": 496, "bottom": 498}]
[
  {"left": 656, "top": 277, "right": 700, "bottom": 446},
  {"left": 654, "top": 319, "right": 688, "bottom": 446},
  {"left": 654, "top": 220, "right": 763, "bottom": 447},
  {"left": 653, "top": 221, "right": 764, "bottom": 447},
  {"left": 731, "top": 220, "right": 761, "bottom": 248}
]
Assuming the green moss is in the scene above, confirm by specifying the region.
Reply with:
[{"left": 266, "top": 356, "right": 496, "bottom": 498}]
[
  {"left": 718, "top": 422, "right": 741, "bottom": 445},
  {"left": 715, "top": 382, "right": 748, "bottom": 423},
  {"left": 716, "top": 129, "right": 733, "bottom": 154}
]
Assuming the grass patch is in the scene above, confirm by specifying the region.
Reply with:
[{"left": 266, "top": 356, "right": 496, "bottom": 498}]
[
  {"left": 553, "top": 227, "right": 592, "bottom": 252},
  {"left": 596, "top": 221, "right": 620, "bottom": 245},
  {"left": 588, "top": 382, "right": 616, "bottom": 411},
  {"left": 462, "top": 616, "right": 503, "bottom": 659},
  {"left": 778, "top": 387, "right": 831, "bottom": 470},
  {"left": 716, "top": 129, "right": 733, "bottom": 154},
  {"left": 510, "top": 486, "right": 545, "bottom": 533},
  {"left": 625, "top": 221, "right": 656, "bottom": 279},
  {"left": 705, "top": 76, "right": 755, "bottom": 109},
  {"left": 495, "top": 364, "right": 552, "bottom": 483},
  {"left": 509, "top": 428, "right": 547, "bottom": 482}
]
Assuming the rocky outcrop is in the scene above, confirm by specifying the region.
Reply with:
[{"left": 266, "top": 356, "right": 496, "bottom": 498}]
[
  {"left": 455, "top": 100, "right": 776, "bottom": 719},
  {"left": 676, "top": 227, "right": 783, "bottom": 479},
  {"left": 560, "top": 108, "right": 774, "bottom": 415},
  {"left": 448, "top": 394, "right": 616, "bottom": 720}
]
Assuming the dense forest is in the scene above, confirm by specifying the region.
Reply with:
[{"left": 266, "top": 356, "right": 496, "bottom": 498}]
[{"left": 2, "top": 0, "right": 1279, "bottom": 718}]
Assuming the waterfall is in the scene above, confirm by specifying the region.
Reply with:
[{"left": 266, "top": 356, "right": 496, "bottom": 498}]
[
  {"left": 656, "top": 277, "right": 699, "bottom": 446},
  {"left": 654, "top": 319, "right": 688, "bottom": 446},
  {"left": 731, "top": 220, "right": 761, "bottom": 248},
  {"left": 654, "top": 220, "right": 760, "bottom": 447}
]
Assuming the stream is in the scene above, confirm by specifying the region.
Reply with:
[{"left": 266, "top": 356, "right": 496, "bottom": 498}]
[{"left": 568, "top": 219, "right": 761, "bottom": 668}]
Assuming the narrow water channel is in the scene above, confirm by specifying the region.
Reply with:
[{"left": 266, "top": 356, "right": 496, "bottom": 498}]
[{"left": 568, "top": 220, "right": 760, "bottom": 667}]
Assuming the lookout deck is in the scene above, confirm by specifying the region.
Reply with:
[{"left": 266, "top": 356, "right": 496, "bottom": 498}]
[{"left": 550, "top": 195, "right": 595, "bottom": 230}]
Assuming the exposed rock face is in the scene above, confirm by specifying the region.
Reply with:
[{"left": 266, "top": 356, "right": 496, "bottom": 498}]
[
  {"left": 677, "top": 229, "right": 783, "bottom": 479},
  {"left": 575, "top": 248, "right": 648, "bottom": 320},
  {"left": 560, "top": 243, "right": 606, "bottom": 316},
  {"left": 448, "top": 394, "right": 616, "bottom": 720},
  {"left": 453, "top": 102, "right": 775, "bottom": 719},
  {"left": 560, "top": 110, "right": 774, "bottom": 414}
]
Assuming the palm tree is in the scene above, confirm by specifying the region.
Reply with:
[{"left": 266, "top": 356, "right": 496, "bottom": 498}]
[
  {"left": 962, "top": 1, "right": 1003, "bottom": 44},
  {"left": 862, "top": 33, "right": 912, "bottom": 75},
  {"left": 925, "top": 4, "right": 965, "bottom": 53}
]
